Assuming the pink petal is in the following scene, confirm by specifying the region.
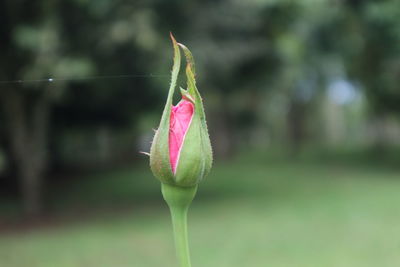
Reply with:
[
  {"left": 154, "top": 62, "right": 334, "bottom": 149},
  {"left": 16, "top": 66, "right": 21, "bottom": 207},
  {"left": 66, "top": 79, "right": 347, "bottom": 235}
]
[{"left": 169, "top": 100, "right": 194, "bottom": 173}]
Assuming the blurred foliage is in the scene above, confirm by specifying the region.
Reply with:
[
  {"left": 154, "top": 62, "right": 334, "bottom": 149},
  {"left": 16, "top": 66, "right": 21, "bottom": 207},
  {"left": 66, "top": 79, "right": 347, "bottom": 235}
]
[{"left": 0, "top": 0, "right": 399, "bottom": 215}]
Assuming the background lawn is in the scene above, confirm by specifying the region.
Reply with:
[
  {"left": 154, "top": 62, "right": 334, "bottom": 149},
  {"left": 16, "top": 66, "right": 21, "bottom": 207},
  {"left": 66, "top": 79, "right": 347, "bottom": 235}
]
[{"left": 1, "top": 153, "right": 399, "bottom": 267}]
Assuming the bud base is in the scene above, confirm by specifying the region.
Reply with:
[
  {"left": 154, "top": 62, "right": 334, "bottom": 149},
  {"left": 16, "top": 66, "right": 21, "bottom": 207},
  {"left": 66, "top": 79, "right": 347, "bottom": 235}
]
[{"left": 161, "top": 183, "right": 197, "bottom": 267}]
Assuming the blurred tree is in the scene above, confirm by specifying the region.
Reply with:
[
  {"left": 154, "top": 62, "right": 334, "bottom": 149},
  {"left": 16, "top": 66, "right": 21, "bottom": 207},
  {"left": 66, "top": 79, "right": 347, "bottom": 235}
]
[
  {"left": 51, "top": 0, "right": 162, "bottom": 166},
  {"left": 317, "top": 0, "right": 400, "bottom": 148},
  {"left": 347, "top": 1, "right": 400, "bottom": 115},
  {"left": 0, "top": 0, "right": 161, "bottom": 215},
  {"left": 0, "top": 1, "right": 65, "bottom": 216}
]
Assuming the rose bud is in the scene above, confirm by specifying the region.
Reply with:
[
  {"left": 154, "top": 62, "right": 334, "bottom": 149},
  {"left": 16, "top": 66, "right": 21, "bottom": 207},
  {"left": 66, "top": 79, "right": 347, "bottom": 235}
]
[{"left": 149, "top": 34, "right": 212, "bottom": 188}]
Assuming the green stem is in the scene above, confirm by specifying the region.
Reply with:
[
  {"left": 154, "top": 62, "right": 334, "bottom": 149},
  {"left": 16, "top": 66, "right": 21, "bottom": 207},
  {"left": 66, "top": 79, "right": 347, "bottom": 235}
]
[{"left": 162, "top": 183, "right": 197, "bottom": 267}]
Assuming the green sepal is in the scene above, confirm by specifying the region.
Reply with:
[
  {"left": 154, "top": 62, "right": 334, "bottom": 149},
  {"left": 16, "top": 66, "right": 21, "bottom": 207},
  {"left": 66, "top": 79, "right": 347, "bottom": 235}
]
[
  {"left": 149, "top": 33, "right": 181, "bottom": 185},
  {"left": 180, "top": 87, "right": 195, "bottom": 103},
  {"left": 174, "top": 45, "right": 213, "bottom": 186},
  {"left": 174, "top": 113, "right": 207, "bottom": 186}
]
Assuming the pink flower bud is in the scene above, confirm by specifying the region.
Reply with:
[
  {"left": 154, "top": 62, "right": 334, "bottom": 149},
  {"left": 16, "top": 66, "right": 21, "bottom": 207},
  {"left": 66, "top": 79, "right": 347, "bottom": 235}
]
[
  {"left": 169, "top": 100, "right": 194, "bottom": 173},
  {"left": 149, "top": 34, "right": 212, "bottom": 187}
]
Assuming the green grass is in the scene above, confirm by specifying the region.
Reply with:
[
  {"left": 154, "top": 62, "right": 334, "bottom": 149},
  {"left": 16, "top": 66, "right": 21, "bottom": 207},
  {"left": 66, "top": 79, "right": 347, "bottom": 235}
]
[{"left": 1, "top": 154, "right": 400, "bottom": 267}]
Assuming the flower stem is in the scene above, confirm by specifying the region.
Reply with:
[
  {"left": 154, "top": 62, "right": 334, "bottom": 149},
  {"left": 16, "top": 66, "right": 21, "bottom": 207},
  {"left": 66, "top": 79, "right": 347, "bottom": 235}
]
[{"left": 162, "top": 183, "right": 197, "bottom": 267}]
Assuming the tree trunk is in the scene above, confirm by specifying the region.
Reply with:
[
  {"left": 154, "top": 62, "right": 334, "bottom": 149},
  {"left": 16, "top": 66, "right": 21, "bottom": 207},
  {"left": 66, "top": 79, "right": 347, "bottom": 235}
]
[
  {"left": 287, "top": 99, "right": 306, "bottom": 157},
  {"left": 209, "top": 105, "right": 235, "bottom": 160},
  {"left": 19, "top": 161, "right": 43, "bottom": 216},
  {"left": 1, "top": 89, "right": 50, "bottom": 216}
]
